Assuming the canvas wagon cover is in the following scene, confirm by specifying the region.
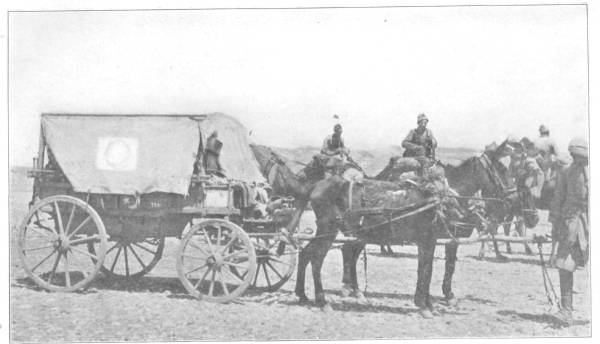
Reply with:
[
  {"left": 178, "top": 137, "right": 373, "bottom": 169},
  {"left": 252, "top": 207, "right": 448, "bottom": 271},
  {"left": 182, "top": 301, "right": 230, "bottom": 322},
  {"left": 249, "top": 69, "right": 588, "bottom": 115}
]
[{"left": 41, "top": 113, "right": 265, "bottom": 195}]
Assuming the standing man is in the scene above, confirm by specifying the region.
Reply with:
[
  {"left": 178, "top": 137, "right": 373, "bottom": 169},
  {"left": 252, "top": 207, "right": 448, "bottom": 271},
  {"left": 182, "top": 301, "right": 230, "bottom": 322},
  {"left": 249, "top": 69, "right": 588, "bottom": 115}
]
[
  {"left": 549, "top": 137, "right": 589, "bottom": 326},
  {"left": 204, "top": 130, "right": 224, "bottom": 176},
  {"left": 402, "top": 113, "right": 437, "bottom": 161}
]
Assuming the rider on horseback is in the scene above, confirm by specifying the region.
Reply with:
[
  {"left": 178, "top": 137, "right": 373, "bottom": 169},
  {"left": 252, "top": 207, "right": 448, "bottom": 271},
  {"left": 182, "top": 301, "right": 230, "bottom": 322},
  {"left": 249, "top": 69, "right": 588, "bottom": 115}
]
[{"left": 402, "top": 113, "right": 437, "bottom": 162}]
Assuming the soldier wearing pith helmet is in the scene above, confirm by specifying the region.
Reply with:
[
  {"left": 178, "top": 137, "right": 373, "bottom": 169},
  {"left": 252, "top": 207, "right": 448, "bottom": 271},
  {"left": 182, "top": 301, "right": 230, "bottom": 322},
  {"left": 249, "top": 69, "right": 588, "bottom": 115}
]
[{"left": 548, "top": 136, "right": 589, "bottom": 326}]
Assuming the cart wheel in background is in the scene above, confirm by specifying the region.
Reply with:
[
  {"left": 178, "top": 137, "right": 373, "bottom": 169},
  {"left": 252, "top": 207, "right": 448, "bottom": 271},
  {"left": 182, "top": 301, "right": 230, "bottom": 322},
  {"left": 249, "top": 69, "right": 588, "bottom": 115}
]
[
  {"left": 88, "top": 236, "right": 165, "bottom": 279},
  {"left": 231, "top": 235, "right": 298, "bottom": 292},
  {"left": 18, "top": 195, "right": 108, "bottom": 292},
  {"left": 176, "top": 219, "right": 257, "bottom": 303}
]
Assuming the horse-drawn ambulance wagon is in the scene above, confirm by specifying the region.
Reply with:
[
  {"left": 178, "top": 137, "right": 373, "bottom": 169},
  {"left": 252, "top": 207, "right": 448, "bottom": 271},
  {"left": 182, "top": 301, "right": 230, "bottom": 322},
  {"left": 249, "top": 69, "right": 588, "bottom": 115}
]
[{"left": 18, "top": 113, "right": 298, "bottom": 302}]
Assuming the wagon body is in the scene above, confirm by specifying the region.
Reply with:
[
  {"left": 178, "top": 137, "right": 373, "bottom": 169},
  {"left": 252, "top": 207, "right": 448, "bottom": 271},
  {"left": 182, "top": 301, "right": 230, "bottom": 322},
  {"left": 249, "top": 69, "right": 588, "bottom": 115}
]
[{"left": 19, "top": 113, "right": 298, "bottom": 301}]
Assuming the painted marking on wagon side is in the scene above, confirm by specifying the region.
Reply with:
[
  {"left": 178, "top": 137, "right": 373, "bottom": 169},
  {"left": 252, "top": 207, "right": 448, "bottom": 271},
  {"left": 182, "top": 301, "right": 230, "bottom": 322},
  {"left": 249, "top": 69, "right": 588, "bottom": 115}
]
[{"left": 95, "top": 137, "right": 138, "bottom": 171}]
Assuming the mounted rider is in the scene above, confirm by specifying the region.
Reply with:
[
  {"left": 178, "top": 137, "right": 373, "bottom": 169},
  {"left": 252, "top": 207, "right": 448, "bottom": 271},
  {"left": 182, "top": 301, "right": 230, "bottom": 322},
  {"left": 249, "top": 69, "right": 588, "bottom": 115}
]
[
  {"left": 402, "top": 113, "right": 437, "bottom": 164},
  {"left": 319, "top": 124, "right": 362, "bottom": 178},
  {"left": 548, "top": 137, "right": 588, "bottom": 326}
]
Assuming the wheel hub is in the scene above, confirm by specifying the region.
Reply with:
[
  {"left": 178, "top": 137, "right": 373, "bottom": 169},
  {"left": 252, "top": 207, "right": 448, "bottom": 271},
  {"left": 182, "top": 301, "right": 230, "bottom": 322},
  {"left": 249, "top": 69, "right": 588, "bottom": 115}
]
[
  {"left": 207, "top": 254, "right": 225, "bottom": 269},
  {"left": 56, "top": 235, "right": 70, "bottom": 252}
]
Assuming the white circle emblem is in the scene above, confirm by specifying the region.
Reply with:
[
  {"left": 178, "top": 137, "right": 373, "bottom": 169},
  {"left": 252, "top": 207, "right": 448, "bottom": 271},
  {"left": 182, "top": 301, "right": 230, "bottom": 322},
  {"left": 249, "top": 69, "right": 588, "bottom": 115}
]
[{"left": 104, "top": 139, "right": 132, "bottom": 170}]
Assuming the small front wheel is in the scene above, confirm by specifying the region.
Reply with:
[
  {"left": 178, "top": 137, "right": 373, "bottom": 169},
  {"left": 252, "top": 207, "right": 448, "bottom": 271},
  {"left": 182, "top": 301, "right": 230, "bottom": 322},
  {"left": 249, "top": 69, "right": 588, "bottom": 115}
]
[{"left": 176, "top": 219, "right": 257, "bottom": 303}]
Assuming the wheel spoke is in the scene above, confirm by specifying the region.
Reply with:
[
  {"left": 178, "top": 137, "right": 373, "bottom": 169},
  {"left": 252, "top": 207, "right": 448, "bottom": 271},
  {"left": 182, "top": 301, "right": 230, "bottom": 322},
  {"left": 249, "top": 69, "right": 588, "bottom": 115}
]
[
  {"left": 110, "top": 246, "right": 123, "bottom": 272},
  {"left": 70, "top": 245, "right": 99, "bottom": 261},
  {"left": 132, "top": 242, "right": 157, "bottom": 255},
  {"left": 269, "top": 257, "right": 291, "bottom": 266},
  {"left": 220, "top": 234, "right": 239, "bottom": 255},
  {"left": 67, "top": 215, "right": 91, "bottom": 239},
  {"left": 208, "top": 270, "right": 216, "bottom": 296},
  {"left": 262, "top": 263, "right": 272, "bottom": 288},
  {"left": 218, "top": 271, "right": 229, "bottom": 296},
  {"left": 223, "top": 267, "right": 245, "bottom": 284},
  {"left": 31, "top": 248, "right": 58, "bottom": 272},
  {"left": 185, "top": 262, "right": 208, "bottom": 277},
  {"left": 182, "top": 254, "right": 206, "bottom": 260},
  {"left": 106, "top": 242, "right": 120, "bottom": 255},
  {"left": 124, "top": 246, "right": 130, "bottom": 277},
  {"left": 201, "top": 228, "right": 216, "bottom": 254},
  {"left": 64, "top": 204, "right": 76, "bottom": 236},
  {"left": 266, "top": 260, "right": 284, "bottom": 280},
  {"left": 187, "top": 239, "right": 210, "bottom": 257},
  {"left": 217, "top": 225, "right": 222, "bottom": 247},
  {"left": 223, "top": 248, "right": 249, "bottom": 260},
  {"left": 69, "top": 235, "right": 100, "bottom": 246},
  {"left": 54, "top": 201, "right": 64, "bottom": 236},
  {"left": 128, "top": 244, "right": 146, "bottom": 269},
  {"left": 24, "top": 244, "right": 55, "bottom": 252},
  {"left": 63, "top": 252, "right": 71, "bottom": 287},
  {"left": 47, "top": 252, "right": 62, "bottom": 285},
  {"left": 28, "top": 221, "right": 55, "bottom": 240},
  {"left": 253, "top": 263, "right": 260, "bottom": 285},
  {"left": 193, "top": 267, "right": 211, "bottom": 290},
  {"left": 223, "top": 261, "right": 249, "bottom": 271}
]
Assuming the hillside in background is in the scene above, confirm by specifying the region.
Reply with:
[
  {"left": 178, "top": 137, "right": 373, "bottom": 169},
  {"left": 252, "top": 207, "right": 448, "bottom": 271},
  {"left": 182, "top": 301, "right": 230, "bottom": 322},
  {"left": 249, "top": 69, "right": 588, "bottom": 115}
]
[
  {"left": 9, "top": 146, "right": 480, "bottom": 186},
  {"left": 270, "top": 145, "right": 480, "bottom": 176}
]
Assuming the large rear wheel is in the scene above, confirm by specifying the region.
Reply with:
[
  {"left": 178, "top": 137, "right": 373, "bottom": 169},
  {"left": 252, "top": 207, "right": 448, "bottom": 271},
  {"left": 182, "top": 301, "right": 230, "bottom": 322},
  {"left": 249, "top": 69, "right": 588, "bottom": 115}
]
[
  {"left": 176, "top": 219, "right": 257, "bottom": 303},
  {"left": 18, "top": 195, "right": 108, "bottom": 292}
]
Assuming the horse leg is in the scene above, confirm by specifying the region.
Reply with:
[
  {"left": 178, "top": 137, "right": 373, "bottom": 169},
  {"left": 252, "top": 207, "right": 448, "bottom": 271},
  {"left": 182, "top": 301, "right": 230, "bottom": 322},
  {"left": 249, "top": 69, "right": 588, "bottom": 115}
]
[
  {"left": 442, "top": 242, "right": 459, "bottom": 306},
  {"left": 294, "top": 240, "right": 312, "bottom": 303},
  {"left": 503, "top": 220, "right": 512, "bottom": 254},
  {"left": 415, "top": 236, "right": 436, "bottom": 318},
  {"left": 489, "top": 223, "right": 507, "bottom": 260},
  {"left": 348, "top": 241, "right": 367, "bottom": 300},
  {"left": 515, "top": 218, "right": 534, "bottom": 255},
  {"left": 341, "top": 243, "right": 356, "bottom": 297},
  {"left": 311, "top": 235, "right": 336, "bottom": 309}
]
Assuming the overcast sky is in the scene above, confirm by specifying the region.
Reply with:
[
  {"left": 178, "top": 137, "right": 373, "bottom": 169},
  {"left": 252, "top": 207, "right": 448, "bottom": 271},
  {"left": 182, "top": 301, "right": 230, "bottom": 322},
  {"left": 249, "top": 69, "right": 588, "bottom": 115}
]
[{"left": 9, "top": 5, "right": 588, "bottom": 166}]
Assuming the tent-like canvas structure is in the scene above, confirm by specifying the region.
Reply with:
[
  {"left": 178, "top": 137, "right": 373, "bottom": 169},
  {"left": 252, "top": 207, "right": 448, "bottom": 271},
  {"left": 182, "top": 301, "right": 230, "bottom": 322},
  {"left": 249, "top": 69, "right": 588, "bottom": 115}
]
[{"left": 41, "top": 113, "right": 265, "bottom": 195}]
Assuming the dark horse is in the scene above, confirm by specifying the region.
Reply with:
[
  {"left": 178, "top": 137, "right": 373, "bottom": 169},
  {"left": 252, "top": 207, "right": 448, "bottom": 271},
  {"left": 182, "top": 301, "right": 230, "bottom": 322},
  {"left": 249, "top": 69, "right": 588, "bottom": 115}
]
[
  {"left": 443, "top": 142, "right": 540, "bottom": 258},
  {"left": 251, "top": 145, "right": 468, "bottom": 317}
]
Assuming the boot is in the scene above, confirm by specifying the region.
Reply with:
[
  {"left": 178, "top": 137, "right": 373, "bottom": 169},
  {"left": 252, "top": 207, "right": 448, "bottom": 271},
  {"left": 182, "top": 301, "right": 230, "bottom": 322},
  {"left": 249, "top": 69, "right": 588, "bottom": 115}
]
[{"left": 550, "top": 270, "right": 574, "bottom": 326}]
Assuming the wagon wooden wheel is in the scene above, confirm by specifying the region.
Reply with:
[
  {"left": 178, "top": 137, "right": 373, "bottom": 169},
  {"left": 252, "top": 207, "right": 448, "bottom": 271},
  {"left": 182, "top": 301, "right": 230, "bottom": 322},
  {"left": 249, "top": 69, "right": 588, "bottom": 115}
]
[
  {"left": 18, "top": 195, "right": 108, "bottom": 292},
  {"left": 176, "top": 219, "right": 257, "bottom": 303},
  {"left": 231, "top": 234, "right": 298, "bottom": 291},
  {"left": 88, "top": 235, "right": 165, "bottom": 280}
]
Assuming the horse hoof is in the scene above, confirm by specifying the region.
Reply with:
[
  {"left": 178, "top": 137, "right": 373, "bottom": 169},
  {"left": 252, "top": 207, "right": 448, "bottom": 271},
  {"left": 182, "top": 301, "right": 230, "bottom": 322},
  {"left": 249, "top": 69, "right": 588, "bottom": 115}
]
[
  {"left": 320, "top": 303, "right": 333, "bottom": 313},
  {"left": 496, "top": 255, "right": 508, "bottom": 261},
  {"left": 297, "top": 296, "right": 310, "bottom": 305},
  {"left": 340, "top": 285, "right": 353, "bottom": 297},
  {"left": 446, "top": 297, "right": 458, "bottom": 307},
  {"left": 430, "top": 307, "right": 441, "bottom": 316},
  {"left": 419, "top": 308, "right": 434, "bottom": 319},
  {"left": 354, "top": 290, "right": 368, "bottom": 303}
]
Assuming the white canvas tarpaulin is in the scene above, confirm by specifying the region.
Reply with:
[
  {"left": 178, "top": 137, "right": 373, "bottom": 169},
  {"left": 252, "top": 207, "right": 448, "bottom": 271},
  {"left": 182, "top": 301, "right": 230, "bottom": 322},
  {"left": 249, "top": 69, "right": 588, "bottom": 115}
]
[
  {"left": 42, "top": 114, "right": 201, "bottom": 195},
  {"left": 197, "top": 113, "right": 266, "bottom": 184},
  {"left": 41, "top": 113, "right": 266, "bottom": 195}
]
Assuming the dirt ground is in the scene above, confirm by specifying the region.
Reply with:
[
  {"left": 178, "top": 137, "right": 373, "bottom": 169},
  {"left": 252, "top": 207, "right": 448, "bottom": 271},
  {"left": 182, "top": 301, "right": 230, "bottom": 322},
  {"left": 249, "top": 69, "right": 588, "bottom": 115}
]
[{"left": 9, "top": 171, "right": 591, "bottom": 341}]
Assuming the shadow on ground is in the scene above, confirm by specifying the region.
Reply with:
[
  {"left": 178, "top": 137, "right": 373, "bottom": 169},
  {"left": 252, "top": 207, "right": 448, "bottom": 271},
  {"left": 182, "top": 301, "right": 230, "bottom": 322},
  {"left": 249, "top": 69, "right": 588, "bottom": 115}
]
[{"left": 497, "top": 310, "right": 590, "bottom": 329}]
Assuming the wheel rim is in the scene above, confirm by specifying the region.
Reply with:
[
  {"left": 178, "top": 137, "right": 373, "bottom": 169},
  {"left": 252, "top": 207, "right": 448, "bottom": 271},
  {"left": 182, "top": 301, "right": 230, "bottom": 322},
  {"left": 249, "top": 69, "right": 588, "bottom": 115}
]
[
  {"left": 176, "top": 219, "right": 256, "bottom": 303},
  {"left": 89, "top": 236, "right": 165, "bottom": 279},
  {"left": 18, "top": 195, "right": 108, "bottom": 292},
  {"left": 231, "top": 235, "right": 297, "bottom": 292}
]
